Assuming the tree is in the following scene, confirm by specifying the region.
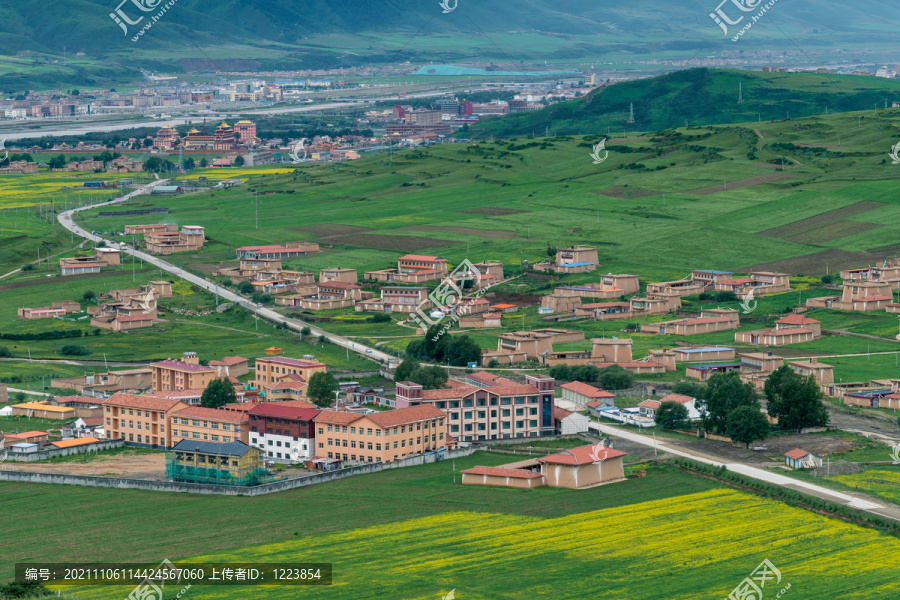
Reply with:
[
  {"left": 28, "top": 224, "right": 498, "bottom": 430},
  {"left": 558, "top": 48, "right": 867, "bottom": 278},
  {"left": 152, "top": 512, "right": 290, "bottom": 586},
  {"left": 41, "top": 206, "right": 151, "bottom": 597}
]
[
  {"left": 234, "top": 155, "right": 245, "bottom": 166},
  {"left": 200, "top": 158, "right": 209, "bottom": 168},
  {"left": 236, "top": 280, "right": 254, "bottom": 294},
  {"left": 221, "top": 279, "right": 233, "bottom": 287},
  {"left": 407, "top": 365, "right": 449, "bottom": 390},
  {"left": 60, "top": 345, "right": 90, "bottom": 356},
  {"left": 445, "top": 336, "right": 482, "bottom": 367},
  {"left": 726, "top": 406, "right": 771, "bottom": 448},
  {"left": 714, "top": 291, "right": 737, "bottom": 302},
  {"left": 548, "top": 364, "right": 570, "bottom": 380},
  {"left": 307, "top": 371, "right": 339, "bottom": 407},
  {"left": 143, "top": 137, "right": 154, "bottom": 148},
  {"left": 765, "top": 365, "right": 829, "bottom": 432},
  {"left": 821, "top": 274, "right": 834, "bottom": 284},
  {"left": 183, "top": 157, "right": 196, "bottom": 170},
  {"left": 83, "top": 290, "right": 96, "bottom": 301},
  {"left": 201, "top": 378, "right": 236, "bottom": 408},
  {"left": 0, "top": 346, "right": 10, "bottom": 358},
  {"left": 698, "top": 371, "right": 759, "bottom": 435},
  {"left": 394, "top": 357, "right": 421, "bottom": 382},
  {"left": 597, "top": 365, "right": 634, "bottom": 390},
  {"left": 672, "top": 381, "right": 704, "bottom": 398},
  {"left": 656, "top": 401, "right": 690, "bottom": 430},
  {"left": 48, "top": 154, "right": 67, "bottom": 169},
  {"left": 301, "top": 327, "right": 312, "bottom": 336}
]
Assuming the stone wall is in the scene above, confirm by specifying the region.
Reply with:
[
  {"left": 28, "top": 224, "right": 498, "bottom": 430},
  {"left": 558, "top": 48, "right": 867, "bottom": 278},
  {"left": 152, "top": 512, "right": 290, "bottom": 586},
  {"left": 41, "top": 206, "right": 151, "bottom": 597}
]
[{"left": 3, "top": 439, "right": 124, "bottom": 462}]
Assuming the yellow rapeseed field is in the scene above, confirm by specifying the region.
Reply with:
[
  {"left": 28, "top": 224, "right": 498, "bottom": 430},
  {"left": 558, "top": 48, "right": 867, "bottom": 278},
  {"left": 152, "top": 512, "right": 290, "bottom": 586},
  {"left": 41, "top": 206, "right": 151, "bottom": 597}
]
[{"left": 64, "top": 488, "right": 900, "bottom": 599}]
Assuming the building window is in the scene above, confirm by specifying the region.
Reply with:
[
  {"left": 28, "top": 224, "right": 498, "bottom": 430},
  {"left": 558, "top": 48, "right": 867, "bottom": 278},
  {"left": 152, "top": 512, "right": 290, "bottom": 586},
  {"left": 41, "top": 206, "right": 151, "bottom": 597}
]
[
  {"left": 223, "top": 437, "right": 230, "bottom": 442},
  {"left": 502, "top": 409, "right": 510, "bottom": 417},
  {"left": 192, "top": 420, "right": 200, "bottom": 427},
  {"left": 160, "top": 425, "right": 165, "bottom": 433},
  {"left": 350, "top": 427, "right": 356, "bottom": 434},
  {"left": 181, "top": 418, "right": 188, "bottom": 425},
  {"left": 530, "top": 420, "right": 538, "bottom": 427},
  {"left": 328, "top": 425, "right": 333, "bottom": 432},
  {"left": 376, "top": 444, "right": 382, "bottom": 451},
  {"left": 501, "top": 398, "right": 511, "bottom": 405},
  {"left": 212, "top": 435, "right": 219, "bottom": 441},
  {"left": 223, "top": 424, "right": 231, "bottom": 431},
  {"left": 367, "top": 442, "right": 373, "bottom": 450},
  {"left": 137, "top": 435, "right": 142, "bottom": 443},
  {"left": 463, "top": 399, "right": 473, "bottom": 407},
  {"left": 375, "top": 430, "right": 381, "bottom": 437},
  {"left": 129, "top": 434, "right": 134, "bottom": 441},
  {"left": 516, "top": 421, "right": 524, "bottom": 428},
  {"left": 351, "top": 441, "right": 357, "bottom": 449},
  {"left": 516, "top": 408, "right": 524, "bottom": 416},
  {"left": 212, "top": 422, "right": 219, "bottom": 429}
]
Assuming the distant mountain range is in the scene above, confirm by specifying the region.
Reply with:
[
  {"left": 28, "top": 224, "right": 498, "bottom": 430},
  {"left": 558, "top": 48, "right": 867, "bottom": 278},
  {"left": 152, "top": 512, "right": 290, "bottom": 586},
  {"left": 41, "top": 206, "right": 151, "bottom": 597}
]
[
  {"left": 3, "top": 0, "right": 900, "bottom": 88},
  {"left": 470, "top": 68, "right": 900, "bottom": 137}
]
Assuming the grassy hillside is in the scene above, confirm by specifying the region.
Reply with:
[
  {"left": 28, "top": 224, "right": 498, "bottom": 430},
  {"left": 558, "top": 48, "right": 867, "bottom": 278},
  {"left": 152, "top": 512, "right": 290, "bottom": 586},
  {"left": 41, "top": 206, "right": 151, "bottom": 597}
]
[
  {"left": 473, "top": 69, "right": 900, "bottom": 137},
  {"left": 74, "top": 107, "right": 900, "bottom": 282}
]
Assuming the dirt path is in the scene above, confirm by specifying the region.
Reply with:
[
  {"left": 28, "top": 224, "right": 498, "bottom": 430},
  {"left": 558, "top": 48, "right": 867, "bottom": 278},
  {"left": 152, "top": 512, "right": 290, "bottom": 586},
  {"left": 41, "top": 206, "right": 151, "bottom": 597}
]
[{"left": 4, "top": 452, "right": 166, "bottom": 479}]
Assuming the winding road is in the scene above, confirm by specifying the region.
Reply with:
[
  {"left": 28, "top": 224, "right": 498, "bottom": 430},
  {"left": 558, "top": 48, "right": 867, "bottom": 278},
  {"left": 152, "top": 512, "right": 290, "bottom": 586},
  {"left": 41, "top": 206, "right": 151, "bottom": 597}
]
[{"left": 56, "top": 181, "right": 395, "bottom": 366}]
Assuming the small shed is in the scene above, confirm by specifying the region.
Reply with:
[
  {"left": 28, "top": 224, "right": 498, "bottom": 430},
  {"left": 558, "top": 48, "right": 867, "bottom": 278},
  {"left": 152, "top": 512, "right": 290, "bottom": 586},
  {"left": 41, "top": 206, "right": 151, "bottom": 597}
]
[
  {"left": 9, "top": 442, "right": 39, "bottom": 454},
  {"left": 553, "top": 407, "right": 590, "bottom": 435},
  {"left": 784, "top": 448, "right": 823, "bottom": 469}
]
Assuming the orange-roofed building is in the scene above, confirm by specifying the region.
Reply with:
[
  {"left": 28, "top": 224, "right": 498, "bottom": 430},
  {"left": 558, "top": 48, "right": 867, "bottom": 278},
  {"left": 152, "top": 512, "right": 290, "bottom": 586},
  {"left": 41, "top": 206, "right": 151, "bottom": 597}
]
[
  {"left": 170, "top": 405, "right": 250, "bottom": 445},
  {"left": 313, "top": 404, "right": 446, "bottom": 464},
  {"left": 101, "top": 393, "right": 189, "bottom": 448},
  {"left": 559, "top": 381, "right": 615, "bottom": 407},
  {"left": 537, "top": 444, "right": 627, "bottom": 488},
  {"left": 49, "top": 436, "right": 102, "bottom": 449}
]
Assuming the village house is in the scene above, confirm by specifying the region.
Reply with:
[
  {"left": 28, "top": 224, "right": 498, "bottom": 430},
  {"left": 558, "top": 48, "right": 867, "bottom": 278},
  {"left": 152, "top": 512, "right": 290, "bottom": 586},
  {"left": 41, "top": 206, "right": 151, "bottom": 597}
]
[
  {"left": 168, "top": 440, "right": 266, "bottom": 487},
  {"left": 17, "top": 300, "right": 81, "bottom": 320},
  {"left": 646, "top": 277, "right": 706, "bottom": 297},
  {"left": 553, "top": 407, "right": 591, "bottom": 435},
  {"left": 248, "top": 404, "right": 321, "bottom": 462},
  {"left": 841, "top": 259, "right": 900, "bottom": 283},
  {"left": 691, "top": 270, "right": 732, "bottom": 288},
  {"left": 543, "top": 337, "right": 674, "bottom": 374},
  {"left": 739, "top": 351, "right": 785, "bottom": 389},
  {"left": 0, "top": 160, "right": 39, "bottom": 174},
  {"left": 540, "top": 293, "right": 581, "bottom": 314},
  {"left": 125, "top": 224, "right": 178, "bottom": 235},
  {"left": 10, "top": 401, "right": 77, "bottom": 420},
  {"left": 355, "top": 286, "right": 430, "bottom": 313},
  {"left": 559, "top": 381, "right": 615, "bottom": 408},
  {"left": 638, "top": 393, "right": 702, "bottom": 421},
  {"left": 786, "top": 357, "right": 834, "bottom": 386},
  {"left": 673, "top": 346, "right": 736, "bottom": 362},
  {"left": 144, "top": 226, "right": 205, "bottom": 255},
  {"left": 534, "top": 246, "right": 599, "bottom": 274},
  {"left": 313, "top": 404, "right": 447, "bottom": 463},
  {"left": 481, "top": 329, "right": 585, "bottom": 365},
  {"left": 234, "top": 242, "right": 320, "bottom": 260},
  {"left": 806, "top": 280, "right": 893, "bottom": 312},
  {"left": 101, "top": 393, "right": 190, "bottom": 448},
  {"left": 105, "top": 156, "right": 143, "bottom": 173},
  {"left": 458, "top": 312, "right": 503, "bottom": 329},
  {"left": 151, "top": 353, "right": 217, "bottom": 392},
  {"left": 294, "top": 281, "right": 362, "bottom": 310},
  {"left": 775, "top": 314, "right": 821, "bottom": 337},
  {"left": 784, "top": 448, "right": 823, "bottom": 469},
  {"left": 685, "top": 362, "right": 743, "bottom": 380},
  {"left": 713, "top": 272, "right": 791, "bottom": 298},
  {"left": 395, "top": 373, "right": 556, "bottom": 441},
  {"left": 169, "top": 405, "right": 250, "bottom": 446},
  {"left": 365, "top": 254, "right": 450, "bottom": 284},
  {"left": 735, "top": 326, "right": 816, "bottom": 347},
  {"left": 641, "top": 311, "right": 739, "bottom": 336},
  {"left": 52, "top": 368, "right": 153, "bottom": 397},
  {"left": 319, "top": 267, "right": 359, "bottom": 284},
  {"left": 60, "top": 256, "right": 101, "bottom": 276}
]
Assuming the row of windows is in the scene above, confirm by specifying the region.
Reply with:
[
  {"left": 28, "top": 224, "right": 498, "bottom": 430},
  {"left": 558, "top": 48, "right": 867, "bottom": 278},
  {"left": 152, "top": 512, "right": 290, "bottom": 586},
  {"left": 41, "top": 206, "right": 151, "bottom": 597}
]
[
  {"left": 319, "top": 419, "right": 441, "bottom": 436},
  {"left": 175, "top": 418, "right": 233, "bottom": 430},
  {"left": 450, "top": 408, "right": 538, "bottom": 420},
  {"left": 319, "top": 434, "right": 441, "bottom": 450},
  {"left": 123, "top": 420, "right": 165, "bottom": 433},
  {"left": 436, "top": 397, "right": 538, "bottom": 409},
  {"left": 249, "top": 416, "right": 308, "bottom": 426},
  {"left": 172, "top": 430, "right": 231, "bottom": 443},
  {"left": 326, "top": 452, "right": 388, "bottom": 463},
  {"left": 450, "top": 421, "right": 535, "bottom": 433},
  {"left": 107, "top": 407, "right": 164, "bottom": 419},
  {"left": 124, "top": 433, "right": 156, "bottom": 444}
]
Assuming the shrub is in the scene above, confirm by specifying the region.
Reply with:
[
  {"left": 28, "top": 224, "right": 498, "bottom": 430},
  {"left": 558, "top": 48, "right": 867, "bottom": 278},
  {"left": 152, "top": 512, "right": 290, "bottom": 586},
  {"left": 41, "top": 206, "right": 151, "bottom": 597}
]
[
  {"left": 821, "top": 274, "right": 834, "bottom": 284},
  {"left": 83, "top": 290, "right": 96, "bottom": 301},
  {"left": 21, "top": 264, "right": 34, "bottom": 272},
  {"left": 237, "top": 281, "right": 254, "bottom": 294},
  {"left": 0, "top": 346, "right": 10, "bottom": 358},
  {"left": 60, "top": 345, "right": 91, "bottom": 356},
  {"left": 301, "top": 327, "right": 312, "bottom": 335},
  {"left": 368, "top": 313, "right": 392, "bottom": 323},
  {"left": 714, "top": 291, "right": 737, "bottom": 302},
  {"left": 222, "top": 279, "right": 233, "bottom": 287},
  {"left": 488, "top": 359, "right": 500, "bottom": 368}
]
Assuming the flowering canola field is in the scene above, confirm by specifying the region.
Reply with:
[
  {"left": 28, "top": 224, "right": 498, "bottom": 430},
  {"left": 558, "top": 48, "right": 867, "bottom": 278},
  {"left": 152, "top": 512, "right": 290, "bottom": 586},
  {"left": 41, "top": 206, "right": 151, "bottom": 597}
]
[
  {"left": 0, "top": 173, "right": 127, "bottom": 210},
  {"left": 65, "top": 488, "right": 900, "bottom": 599}
]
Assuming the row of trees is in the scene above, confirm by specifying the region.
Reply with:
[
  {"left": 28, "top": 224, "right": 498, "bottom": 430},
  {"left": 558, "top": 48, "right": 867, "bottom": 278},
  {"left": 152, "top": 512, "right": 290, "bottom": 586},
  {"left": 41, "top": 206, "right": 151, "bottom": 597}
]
[
  {"left": 548, "top": 363, "right": 634, "bottom": 390},
  {"left": 405, "top": 324, "right": 482, "bottom": 367},
  {"left": 200, "top": 371, "right": 341, "bottom": 409}
]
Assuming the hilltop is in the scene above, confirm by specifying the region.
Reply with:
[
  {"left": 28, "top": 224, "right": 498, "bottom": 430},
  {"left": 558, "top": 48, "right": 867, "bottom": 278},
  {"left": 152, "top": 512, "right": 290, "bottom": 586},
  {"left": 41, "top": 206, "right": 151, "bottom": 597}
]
[{"left": 471, "top": 69, "right": 900, "bottom": 138}]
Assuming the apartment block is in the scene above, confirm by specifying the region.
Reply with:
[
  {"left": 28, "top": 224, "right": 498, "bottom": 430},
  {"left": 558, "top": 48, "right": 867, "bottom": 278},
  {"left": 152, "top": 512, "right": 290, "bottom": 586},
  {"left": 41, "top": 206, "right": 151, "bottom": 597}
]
[
  {"left": 151, "top": 353, "right": 217, "bottom": 392},
  {"left": 248, "top": 404, "right": 321, "bottom": 461},
  {"left": 101, "top": 393, "right": 189, "bottom": 448},
  {"left": 170, "top": 406, "right": 249, "bottom": 445}
]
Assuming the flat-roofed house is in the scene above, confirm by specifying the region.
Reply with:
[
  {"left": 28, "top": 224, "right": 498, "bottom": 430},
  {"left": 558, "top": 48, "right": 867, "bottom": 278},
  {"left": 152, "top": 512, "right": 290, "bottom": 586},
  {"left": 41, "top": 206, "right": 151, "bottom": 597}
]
[
  {"left": 647, "top": 278, "right": 706, "bottom": 297},
  {"left": 673, "top": 347, "right": 736, "bottom": 362},
  {"left": 806, "top": 280, "right": 893, "bottom": 312},
  {"left": 641, "top": 315, "right": 738, "bottom": 336},
  {"left": 355, "top": 286, "right": 430, "bottom": 313},
  {"left": 776, "top": 314, "right": 821, "bottom": 337},
  {"left": 786, "top": 357, "right": 834, "bottom": 386},
  {"left": 365, "top": 255, "right": 450, "bottom": 284},
  {"left": 207, "top": 356, "right": 250, "bottom": 378},
  {"left": 234, "top": 242, "right": 320, "bottom": 260},
  {"left": 735, "top": 327, "right": 816, "bottom": 347},
  {"left": 534, "top": 246, "right": 599, "bottom": 274},
  {"left": 691, "top": 270, "right": 732, "bottom": 288},
  {"left": 739, "top": 351, "right": 784, "bottom": 389}
]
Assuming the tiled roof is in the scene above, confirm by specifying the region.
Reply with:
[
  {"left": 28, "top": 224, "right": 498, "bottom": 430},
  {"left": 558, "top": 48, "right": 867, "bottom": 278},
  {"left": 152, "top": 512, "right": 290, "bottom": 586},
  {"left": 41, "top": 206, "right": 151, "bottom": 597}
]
[
  {"left": 538, "top": 444, "right": 626, "bottom": 465},
  {"left": 466, "top": 371, "right": 519, "bottom": 386},
  {"left": 249, "top": 403, "right": 321, "bottom": 419},
  {"left": 314, "top": 410, "right": 365, "bottom": 425},
  {"left": 208, "top": 356, "right": 248, "bottom": 366},
  {"left": 461, "top": 466, "right": 542, "bottom": 479},
  {"left": 5, "top": 431, "right": 49, "bottom": 438},
  {"left": 256, "top": 357, "right": 325, "bottom": 368},
  {"left": 658, "top": 393, "right": 694, "bottom": 405},
  {"left": 53, "top": 396, "right": 100, "bottom": 405},
  {"left": 559, "top": 381, "right": 614, "bottom": 398},
  {"left": 483, "top": 313, "right": 502, "bottom": 319},
  {"left": 102, "top": 393, "right": 187, "bottom": 412},
  {"left": 172, "top": 406, "right": 248, "bottom": 423},
  {"left": 553, "top": 407, "right": 573, "bottom": 419},
  {"left": 150, "top": 359, "right": 214, "bottom": 372},
  {"left": 479, "top": 384, "right": 540, "bottom": 396},
  {"left": 422, "top": 385, "right": 478, "bottom": 400},
  {"left": 274, "top": 399, "right": 320, "bottom": 409},
  {"left": 784, "top": 448, "right": 811, "bottom": 460},
  {"left": 776, "top": 314, "right": 820, "bottom": 325},
  {"left": 366, "top": 404, "right": 445, "bottom": 428},
  {"left": 154, "top": 389, "right": 204, "bottom": 399},
  {"left": 586, "top": 399, "right": 613, "bottom": 408},
  {"left": 638, "top": 400, "right": 661, "bottom": 409},
  {"left": 79, "top": 417, "right": 104, "bottom": 426},
  {"left": 399, "top": 254, "right": 446, "bottom": 262}
]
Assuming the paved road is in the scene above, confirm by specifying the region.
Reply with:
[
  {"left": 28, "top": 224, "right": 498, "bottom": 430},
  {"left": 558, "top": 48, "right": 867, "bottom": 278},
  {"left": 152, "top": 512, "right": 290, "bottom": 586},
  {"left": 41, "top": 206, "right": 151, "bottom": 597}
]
[
  {"left": 56, "top": 183, "right": 394, "bottom": 366},
  {"left": 589, "top": 422, "right": 900, "bottom": 522}
]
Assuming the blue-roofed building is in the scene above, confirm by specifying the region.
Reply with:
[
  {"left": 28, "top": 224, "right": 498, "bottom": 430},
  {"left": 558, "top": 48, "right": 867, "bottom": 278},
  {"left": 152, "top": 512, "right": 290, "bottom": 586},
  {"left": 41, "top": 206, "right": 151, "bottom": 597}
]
[
  {"left": 535, "top": 246, "right": 599, "bottom": 274},
  {"left": 673, "top": 347, "right": 736, "bottom": 363}
]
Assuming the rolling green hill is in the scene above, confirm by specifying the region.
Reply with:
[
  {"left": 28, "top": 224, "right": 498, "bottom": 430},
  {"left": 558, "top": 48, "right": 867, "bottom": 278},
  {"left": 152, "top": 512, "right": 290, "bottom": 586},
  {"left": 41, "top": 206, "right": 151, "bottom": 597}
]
[
  {"left": 472, "top": 69, "right": 900, "bottom": 137},
  {"left": 4, "top": 0, "right": 900, "bottom": 88},
  {"left": 66, "top": 104, "right": 900, "bottom": 285}
]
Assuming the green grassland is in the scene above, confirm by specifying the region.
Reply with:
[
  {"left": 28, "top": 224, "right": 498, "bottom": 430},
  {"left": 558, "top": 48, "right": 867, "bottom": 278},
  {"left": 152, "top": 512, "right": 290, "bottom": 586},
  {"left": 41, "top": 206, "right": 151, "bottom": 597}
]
[
  {"left": 0, "top": 272, "right": 376, "bottom": 369},
  {"left": 0, "top": 454, "right": 720, "bottom": 580}
]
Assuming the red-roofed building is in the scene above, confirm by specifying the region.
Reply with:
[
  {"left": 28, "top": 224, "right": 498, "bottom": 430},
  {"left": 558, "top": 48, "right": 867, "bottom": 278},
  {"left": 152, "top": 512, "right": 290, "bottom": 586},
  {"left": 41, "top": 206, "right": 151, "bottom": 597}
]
[
  {"left": 313, "top": 404, "right": 446, "bottom": 463},
  {"left": 461, "top": 464, "right": 544, "bottom": 489},
  {"left": 553, "top": 406, "right": 590, "bottom": 435},
  {"left": 247, "top": 403, "right": 322, "bottom": 461},
  {"left": 775, "top": 314, "right": 821, "bottom": 337},
  {"left": 151, "top": 355, "right": 217, "bottom": 392},
  {"left": 784, "top": 448, "right": 822, "bottom": 469},
  {"left": 735, "top": 327, "right": 816, "bottom": 346},
  {"left": 537, "top": 444, "right": 627, "bottom": 488},
  {"left": 101, "top": 393, "right": 190, "bottom": 447},
  {"left": 394, "top": 374, "right": 556, "bottom": 441},
  {"left": 253, "top": 356, "right": 327, "bottom": 400},
  {"left": 559, "top": 381, "right": 615, "bottom": 407},
  {"left": 638, "top": 393, "right": 701, "bottom": 421},
  {"left": 170, "top": 405, "right": 250, "bottom": 445}
]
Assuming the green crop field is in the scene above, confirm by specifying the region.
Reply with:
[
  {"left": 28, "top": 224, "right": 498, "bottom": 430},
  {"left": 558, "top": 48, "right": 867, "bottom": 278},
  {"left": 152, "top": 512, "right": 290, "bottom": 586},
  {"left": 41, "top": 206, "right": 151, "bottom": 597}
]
[{"left": 0, "top": 455, "right": 718, "bottom": 580}]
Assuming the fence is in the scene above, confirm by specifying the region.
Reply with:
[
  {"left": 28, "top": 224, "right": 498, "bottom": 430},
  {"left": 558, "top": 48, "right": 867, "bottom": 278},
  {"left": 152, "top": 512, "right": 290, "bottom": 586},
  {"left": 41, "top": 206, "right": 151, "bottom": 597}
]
[{"left": 0, "top": 447, "right": 476, "bottom": 495}]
